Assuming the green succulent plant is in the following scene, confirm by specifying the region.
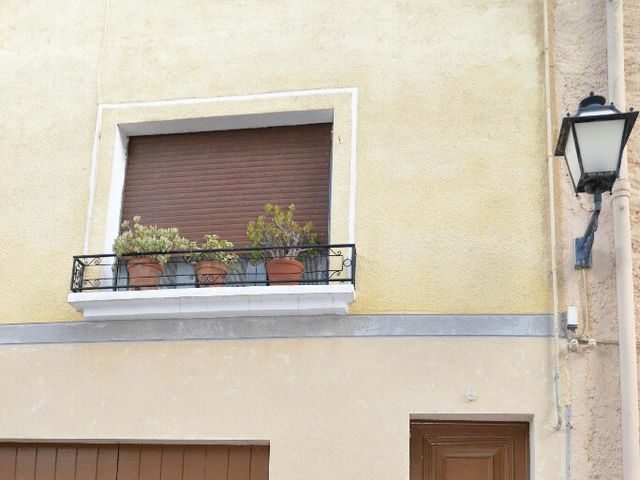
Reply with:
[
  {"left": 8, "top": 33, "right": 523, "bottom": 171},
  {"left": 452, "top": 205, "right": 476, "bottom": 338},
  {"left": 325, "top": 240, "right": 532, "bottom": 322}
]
[
  {"left": 186, "top": 234, "right": 239, "bottom": 266},
  {"left": 113, "top": 216, "right": 190, "bottom": 265},
  {"left": 246, "top": 203, "right": 318, "bottom": 261}
]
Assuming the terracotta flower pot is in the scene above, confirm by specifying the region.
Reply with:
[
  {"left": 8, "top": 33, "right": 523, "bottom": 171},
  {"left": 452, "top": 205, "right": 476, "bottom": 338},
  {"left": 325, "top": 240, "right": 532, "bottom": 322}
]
[
  {"left": 195, "top": 261, "right": 229, "bottom": 287},
  {"left": 265, "top": 258, "right": 304, "bottom": 285},
  {"left": 127, "top": 257, "right": 164, "bottom": 290}
]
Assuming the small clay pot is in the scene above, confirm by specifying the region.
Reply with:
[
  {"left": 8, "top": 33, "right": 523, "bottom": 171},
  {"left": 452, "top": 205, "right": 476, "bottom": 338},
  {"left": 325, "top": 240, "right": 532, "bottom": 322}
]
[
  {"left": 265, "top": 258, "right": 304, "bottom": 285},
  {"left": 127, "top": 257, "right": 164, "bottom": 290},
  {"left": 195, "top": 261, "right": 229, "bottom": 287}
]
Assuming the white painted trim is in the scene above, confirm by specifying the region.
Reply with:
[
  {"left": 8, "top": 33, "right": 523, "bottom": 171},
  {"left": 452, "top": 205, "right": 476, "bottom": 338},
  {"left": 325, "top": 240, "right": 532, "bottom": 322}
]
[
  {"left": 100, "top": 86, "right": 358, "bottom": 110},
  {"left": 410, "top": 413, "right": 534, "bottom": 422},
  {"left": 68, "top": 284, "right": 355, "bottom": 321},
  {"left": 0, "top": 439, "right": 270, "bottom": 446},
  {"left": 103, "top": 125, "right": 128, "bottom": 253},
  {"left": 348, "top": 89, "right": 358, "bottom": 243},
  {"left": 83, "top": 105, "right": 104, "bottom": 254},
  {"left": 410, "top": 414, "right": 536, "bottom": 480},
  {"left": 120, "top": 109, "right": 334, "bottom": 137}
]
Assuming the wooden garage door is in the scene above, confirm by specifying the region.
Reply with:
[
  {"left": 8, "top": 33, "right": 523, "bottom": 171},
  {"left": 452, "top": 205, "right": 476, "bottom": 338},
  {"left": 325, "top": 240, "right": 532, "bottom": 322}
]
[
  {"left": 0, "top": 443, "right": 268, "bottom": 480},
  {"left": 122, "top": 123, "right": 332, "bottom": 245},
  {"left": 410, "top": 422, "right": 529, "bottom": 480}
]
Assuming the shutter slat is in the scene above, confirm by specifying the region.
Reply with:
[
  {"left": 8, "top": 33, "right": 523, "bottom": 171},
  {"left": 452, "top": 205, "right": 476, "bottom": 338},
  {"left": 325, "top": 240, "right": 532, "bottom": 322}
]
[
  {"left": 122, "top": 189, "right": 330, "bottom": 205},
  {"left": 227, "top": 447, "right": 251, "bottom": 480},
  {"left": 123, "top": 179, "right": 330, "bottom": 196},
  {"left": 249, "top": 446, "right": 269, "bottom": 480},
  {"left": 124, "top": 167, "right": 330, "bottom": 182},
  {"left": 15, "top": 446, "right": 36, "bottom": 480},
  {"left": 95, "top": 446, "right": 118, "bottom": 480},
  {"left": 126, "top": 149, "right": 332, "bottom": 164},
  {"left": 34, "top": 447, "right": 56, "bottom": 480},
  {"left": 139, "top": 446, "right": 162, "bottom": 480},
  {"left": 75, "top": 446, "right": 98, "bottom": 480},
  {"left": 117, "top": 209, "right": 329, "bottom": 222},
  {"left": 204, "top": 446, "right": 229, "bottom": 480},
  {"left": 159, "top": 446, "right": 183, "bottom": 480},
  {"left": 54, "top": 447, "right": 76, "bottom": 480},
  {"left": 117, "top": 446, "right": 141, "bottom": 480},
  {"left": 124, "top": 167, "right": 331, "bottom": 181},
  {"left": 122, "top": 123, "right": 332, "bottom": 244},
  {"left": 183, "top": 446, "right": 207, "bottom": 480}
]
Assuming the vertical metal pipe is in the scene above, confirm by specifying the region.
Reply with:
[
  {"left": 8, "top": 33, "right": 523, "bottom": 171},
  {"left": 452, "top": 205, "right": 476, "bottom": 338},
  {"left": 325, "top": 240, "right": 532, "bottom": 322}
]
[
  {"left": 566, "top": 405, "right": 572, "bottom": 480},
  {"left": 606, "top": 2, "right": 640, "bottom": 479},
  {"left": 543, "top": 0, "right": 564, "bottom": 433}
]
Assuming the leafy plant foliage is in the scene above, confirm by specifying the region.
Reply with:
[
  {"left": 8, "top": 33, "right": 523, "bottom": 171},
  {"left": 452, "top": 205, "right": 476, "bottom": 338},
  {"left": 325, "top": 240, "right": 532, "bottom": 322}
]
[
  {"left": 186, "top": 234, "right": 239, "bottom": 266},
  {"left": 246, "top": 203, "right": 318, "bottom": 260},
  {"left": 113, "top": 216, "right": 190, "bottom": 265}
]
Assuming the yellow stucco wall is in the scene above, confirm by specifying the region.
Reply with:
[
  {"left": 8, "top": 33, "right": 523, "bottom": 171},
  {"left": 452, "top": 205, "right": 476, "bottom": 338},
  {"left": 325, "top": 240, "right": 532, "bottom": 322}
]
[
  {"left": 0, "top": 0, "right": 549, "bottom": 323},
  {"left": 0, "top": 337, "right": 564, "bottom": 479}
]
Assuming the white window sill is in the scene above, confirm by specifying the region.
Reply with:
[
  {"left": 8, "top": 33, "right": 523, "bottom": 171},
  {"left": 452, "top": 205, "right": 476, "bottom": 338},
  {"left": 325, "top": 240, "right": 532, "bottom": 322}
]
[{"left": 67, "top": 284, "right": 355, "bottom": 321}]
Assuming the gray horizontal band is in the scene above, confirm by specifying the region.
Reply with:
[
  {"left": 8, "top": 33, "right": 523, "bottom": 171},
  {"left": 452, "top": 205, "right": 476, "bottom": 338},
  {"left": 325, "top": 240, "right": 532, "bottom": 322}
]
[{"left": 0, "top": 314, "right": 555, "bottom": 345}]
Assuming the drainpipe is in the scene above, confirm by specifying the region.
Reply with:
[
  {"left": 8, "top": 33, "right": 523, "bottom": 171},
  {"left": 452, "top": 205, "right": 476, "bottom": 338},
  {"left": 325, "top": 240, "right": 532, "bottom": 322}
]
[
  {"left": 606, "top": 2, "right": 640, "bottom": 479},
  {"left": 542, "top": 0, "right": 563, "bottom": 432}
]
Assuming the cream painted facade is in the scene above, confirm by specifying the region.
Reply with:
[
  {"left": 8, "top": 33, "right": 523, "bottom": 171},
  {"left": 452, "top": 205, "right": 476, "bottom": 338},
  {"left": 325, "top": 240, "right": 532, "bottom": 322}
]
[
  {"left": 2, "top": 1, "right": 638, "bottom": 479},
  {"left": 0, "top": 0, "right": 550, "bottom": 324}
]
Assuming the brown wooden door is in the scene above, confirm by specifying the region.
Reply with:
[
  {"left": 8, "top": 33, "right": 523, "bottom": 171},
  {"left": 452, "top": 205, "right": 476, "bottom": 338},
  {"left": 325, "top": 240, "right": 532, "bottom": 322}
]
[
  {"left": 410, "top": 421, "right": 529, "bottom": 480},
  {"left": 0, "top": 443, "right": 269, "bottom": 480}
]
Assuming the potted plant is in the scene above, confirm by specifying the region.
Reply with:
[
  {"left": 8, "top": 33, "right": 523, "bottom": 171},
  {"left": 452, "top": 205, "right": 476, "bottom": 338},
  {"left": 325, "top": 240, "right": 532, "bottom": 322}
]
[
  {"left": 113, "top": 216, "right": 190, "bottom": 289},
  {"left": 187, "top": 234, "right": 238, "bottom": 287},
  {"left": 246, "top": 203, "right": 318, "bottom": 285}
]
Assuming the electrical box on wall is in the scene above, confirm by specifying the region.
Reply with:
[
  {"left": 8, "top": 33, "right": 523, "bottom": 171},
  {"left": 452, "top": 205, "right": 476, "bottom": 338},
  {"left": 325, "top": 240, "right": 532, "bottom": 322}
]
[{"left": 566, "top": 306, "right": 578, "bottom": 332}]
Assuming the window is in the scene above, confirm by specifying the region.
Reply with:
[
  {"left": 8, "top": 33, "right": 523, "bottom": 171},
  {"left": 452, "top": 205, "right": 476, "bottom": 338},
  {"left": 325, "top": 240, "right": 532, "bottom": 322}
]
[
  {"left": 68, "top": 91, "right": 358, "bottom": 320},
  {"left": 121, "top": 123, "right": 332, "bottom": 245}
]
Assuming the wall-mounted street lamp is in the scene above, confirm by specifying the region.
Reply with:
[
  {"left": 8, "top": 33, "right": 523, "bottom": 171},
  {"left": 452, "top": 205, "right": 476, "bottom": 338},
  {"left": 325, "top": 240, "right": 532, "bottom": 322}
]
[{"left": 555, "top": 92, "right": 638, "bottom": 269}]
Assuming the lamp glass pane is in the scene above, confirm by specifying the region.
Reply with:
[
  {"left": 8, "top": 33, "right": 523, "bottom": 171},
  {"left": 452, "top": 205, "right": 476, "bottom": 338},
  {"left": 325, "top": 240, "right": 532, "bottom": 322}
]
[
  {"left": 574, "top": 119, "right": 625, "bottom": 173},
  {"left": 565, "top": 129, "right": 581, "bottom": 187}
]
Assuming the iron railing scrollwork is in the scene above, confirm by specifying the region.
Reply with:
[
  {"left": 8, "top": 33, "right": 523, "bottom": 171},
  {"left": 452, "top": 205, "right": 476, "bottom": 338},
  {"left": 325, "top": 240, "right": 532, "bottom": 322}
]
[{"left": 70, "top": 244, "right": 356, "bottom": 292}]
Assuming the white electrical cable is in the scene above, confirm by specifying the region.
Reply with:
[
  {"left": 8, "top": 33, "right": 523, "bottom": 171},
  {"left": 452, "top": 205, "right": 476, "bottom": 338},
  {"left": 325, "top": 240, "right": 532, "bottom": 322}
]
[
  {"left": 97, "top": 0, "right": 111, "bottom": 103},
  {"left": 577, "top": 268, "right": 591, "bottom": 339}
]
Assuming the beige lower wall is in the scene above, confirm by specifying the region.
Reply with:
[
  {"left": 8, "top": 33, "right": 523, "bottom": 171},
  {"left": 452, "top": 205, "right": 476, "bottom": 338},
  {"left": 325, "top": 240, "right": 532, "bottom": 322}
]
[{"left": 0, "top": 337, "right": 564, "bottom": 479}]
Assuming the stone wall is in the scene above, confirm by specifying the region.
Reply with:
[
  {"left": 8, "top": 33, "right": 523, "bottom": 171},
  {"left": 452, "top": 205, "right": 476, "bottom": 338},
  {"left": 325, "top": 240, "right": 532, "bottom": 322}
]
[
  {"left": 626, "top": 1, "right": 640, "bottom": 321},
  {"left": 554, "top": 1, "right": 640, "bottom": 478}
]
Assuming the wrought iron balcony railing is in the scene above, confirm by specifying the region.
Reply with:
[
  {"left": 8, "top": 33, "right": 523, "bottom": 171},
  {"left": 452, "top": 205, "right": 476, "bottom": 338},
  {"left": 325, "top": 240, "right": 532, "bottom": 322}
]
[{"left": 70, "top": 244, "right": 356, "bottom": 293}]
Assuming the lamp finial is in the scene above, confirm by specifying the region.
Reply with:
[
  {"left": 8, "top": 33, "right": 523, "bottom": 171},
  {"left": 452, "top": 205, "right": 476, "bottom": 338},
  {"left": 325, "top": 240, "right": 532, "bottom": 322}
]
[{"left": 579, "top": 93, "right": 606, "bottom": 110}]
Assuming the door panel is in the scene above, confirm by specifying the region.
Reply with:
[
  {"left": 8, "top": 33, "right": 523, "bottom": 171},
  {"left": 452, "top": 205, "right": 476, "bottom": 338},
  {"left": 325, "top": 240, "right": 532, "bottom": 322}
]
[
  {"left": 118, "top": 445, "right": 142, "bottom": 480},
  {"left": 34, "top": 446, "right": 56, "bottom": 480},
  {"left": 411, "top": 421, "right": 529, "bottom": 480},
  {"left": 96, "top": 445, "right": 119, "bottom": 480},
  {"left": 0, "top": 443, "right": 269, "bottom": 480},
  {"left": 14, "top": 445, "right": 36, "bottom": 480},
  {"left": 75, "top": 446, "right": 99, "bottom": 480},
  {"left": 54, "top": 446, "right": 77, "bottom": 480}
]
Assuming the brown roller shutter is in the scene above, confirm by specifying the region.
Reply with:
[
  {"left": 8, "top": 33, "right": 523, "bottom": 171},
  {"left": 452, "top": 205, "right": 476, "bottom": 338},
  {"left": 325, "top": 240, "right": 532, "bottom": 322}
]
[
  {"left": 121, "top": 123, "right": 332, "bottom": 245},
  {"left": 0, "top": 443, "right": 269, "bottom": 480}
]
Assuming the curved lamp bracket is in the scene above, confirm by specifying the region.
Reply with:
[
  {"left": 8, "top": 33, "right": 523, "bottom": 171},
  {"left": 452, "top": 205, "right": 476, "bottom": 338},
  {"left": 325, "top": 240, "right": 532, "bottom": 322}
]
[{"left": 575, "top": 190, "right": 602, "bottom": 269}]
